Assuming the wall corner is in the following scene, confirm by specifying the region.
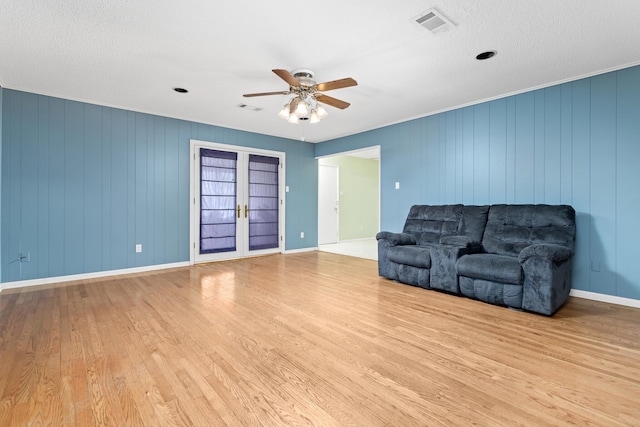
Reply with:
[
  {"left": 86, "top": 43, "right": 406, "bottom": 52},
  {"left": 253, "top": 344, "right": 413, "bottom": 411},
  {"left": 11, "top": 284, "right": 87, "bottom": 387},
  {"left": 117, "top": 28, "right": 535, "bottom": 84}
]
[{"left": 0, "top": 85, "right": 3, "bottom": 282}]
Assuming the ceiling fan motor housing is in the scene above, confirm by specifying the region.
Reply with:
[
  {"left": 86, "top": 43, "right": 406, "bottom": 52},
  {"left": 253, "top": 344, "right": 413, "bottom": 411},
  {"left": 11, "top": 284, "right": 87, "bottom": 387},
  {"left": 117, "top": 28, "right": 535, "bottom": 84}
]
[{"left": 291, "top": 69, "right": 316, "bottom": 87}]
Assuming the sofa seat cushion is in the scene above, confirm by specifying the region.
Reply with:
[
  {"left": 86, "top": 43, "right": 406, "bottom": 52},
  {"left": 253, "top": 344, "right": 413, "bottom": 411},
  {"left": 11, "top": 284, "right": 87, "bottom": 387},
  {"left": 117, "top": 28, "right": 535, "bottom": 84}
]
[
  {"left": 387, "top": 245, "right": 431, "bottom": 269},
  {"left": 456, "top": 254, "right": 523, "bottom": 285}
]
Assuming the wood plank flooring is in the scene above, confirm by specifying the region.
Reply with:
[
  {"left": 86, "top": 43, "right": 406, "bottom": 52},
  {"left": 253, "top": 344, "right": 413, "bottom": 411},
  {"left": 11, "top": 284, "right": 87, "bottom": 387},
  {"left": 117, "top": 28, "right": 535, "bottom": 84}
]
[{"left": 1, "top": 251, "right": 639, "bottom": 426}]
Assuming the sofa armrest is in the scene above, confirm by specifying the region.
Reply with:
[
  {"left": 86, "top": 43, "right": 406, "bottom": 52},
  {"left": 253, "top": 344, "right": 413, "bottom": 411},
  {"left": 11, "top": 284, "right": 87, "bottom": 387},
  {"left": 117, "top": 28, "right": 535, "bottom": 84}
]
[
  {"left": 519, "top": 244, "right": 574, "bottom": 315},
  {"left": 439, "top": 235, "right": 482, "bottom": 249},
  {"left": 376, "top": 232, "right": 416, "bottom": 246},
  {"left": 518, "top": 244, "right": 573, "bottom": 264},
  {"left": 377, "top": 232, "right": 417, "bottom": 280}
]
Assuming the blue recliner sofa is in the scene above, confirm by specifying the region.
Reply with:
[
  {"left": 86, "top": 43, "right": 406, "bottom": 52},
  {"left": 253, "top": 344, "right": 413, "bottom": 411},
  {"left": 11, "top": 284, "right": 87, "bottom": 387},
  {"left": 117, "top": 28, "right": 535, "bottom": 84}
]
[{"left": 376, "top": 204, "right": 576, "bottom": 315}]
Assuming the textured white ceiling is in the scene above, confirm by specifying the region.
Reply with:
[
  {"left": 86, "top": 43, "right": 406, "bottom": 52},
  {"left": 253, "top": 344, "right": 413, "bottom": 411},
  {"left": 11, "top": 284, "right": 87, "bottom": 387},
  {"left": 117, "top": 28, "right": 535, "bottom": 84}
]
[{"left": 2, "top": 1, "right": 640, "bottom": 143}]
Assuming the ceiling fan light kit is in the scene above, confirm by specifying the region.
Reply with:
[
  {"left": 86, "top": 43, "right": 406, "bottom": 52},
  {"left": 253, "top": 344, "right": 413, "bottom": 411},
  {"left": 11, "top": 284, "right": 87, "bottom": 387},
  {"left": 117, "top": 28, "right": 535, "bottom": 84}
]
[
  {"left": 244, "top": 69, "right": 357, "bottom": 124},
  {"left": 287, "top": 111, "right": 299, "bottom": 124},
  {"left": 279, "top": 93, "right": 326, "bottom": 125}
]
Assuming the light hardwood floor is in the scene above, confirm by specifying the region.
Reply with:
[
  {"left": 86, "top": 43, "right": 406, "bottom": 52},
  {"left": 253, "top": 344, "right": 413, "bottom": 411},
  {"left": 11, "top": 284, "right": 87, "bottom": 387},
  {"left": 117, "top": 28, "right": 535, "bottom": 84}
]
[{"left": 1, "top": 251, "right": 639, "bottom": 426}]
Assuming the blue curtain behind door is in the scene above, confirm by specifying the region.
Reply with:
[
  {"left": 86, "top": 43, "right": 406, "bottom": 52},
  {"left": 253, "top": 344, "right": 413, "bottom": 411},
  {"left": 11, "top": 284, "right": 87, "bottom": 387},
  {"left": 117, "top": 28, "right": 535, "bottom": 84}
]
[
  {"left": 200, "top": 149, "right": 237, "bottom": 254},
  {"left": 248, "top": 155, "right": 279, "bottom": 250}
]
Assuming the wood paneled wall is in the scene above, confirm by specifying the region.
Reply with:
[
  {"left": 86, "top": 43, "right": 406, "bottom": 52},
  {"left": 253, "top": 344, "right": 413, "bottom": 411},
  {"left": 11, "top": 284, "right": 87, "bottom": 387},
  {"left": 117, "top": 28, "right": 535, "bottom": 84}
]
[
  {"left": 1, "top": 91, "right": 317, "bottom": 283},
  {"left": 316, "top": 66, "right": 640, "bottom": 300}
]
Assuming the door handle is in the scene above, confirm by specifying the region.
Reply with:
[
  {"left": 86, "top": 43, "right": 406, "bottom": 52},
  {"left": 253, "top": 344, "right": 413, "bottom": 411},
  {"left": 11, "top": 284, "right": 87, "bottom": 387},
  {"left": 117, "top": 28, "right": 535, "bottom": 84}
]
[
  {"left": 245, "top": 204, "right": 249, "bottom": 218},
  {"left": 237, "top": 204, "right": 241, "bottom": 218}
]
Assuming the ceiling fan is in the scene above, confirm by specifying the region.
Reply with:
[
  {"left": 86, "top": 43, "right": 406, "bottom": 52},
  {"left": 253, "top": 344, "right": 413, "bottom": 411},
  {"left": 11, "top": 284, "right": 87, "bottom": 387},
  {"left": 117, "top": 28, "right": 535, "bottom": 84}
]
[{"left": 243, "top": 69, "right": 357, "bottom": 123}]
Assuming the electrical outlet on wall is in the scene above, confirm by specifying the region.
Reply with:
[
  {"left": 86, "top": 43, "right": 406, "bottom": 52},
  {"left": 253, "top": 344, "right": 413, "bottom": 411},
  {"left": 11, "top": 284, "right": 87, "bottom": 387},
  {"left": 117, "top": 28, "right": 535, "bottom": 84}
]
[
  {"left": 135, "top": 244, "right": 142, "bottom": 253},
  {"left": 300, "top": 232, "right": 305, "bottom": 238}
]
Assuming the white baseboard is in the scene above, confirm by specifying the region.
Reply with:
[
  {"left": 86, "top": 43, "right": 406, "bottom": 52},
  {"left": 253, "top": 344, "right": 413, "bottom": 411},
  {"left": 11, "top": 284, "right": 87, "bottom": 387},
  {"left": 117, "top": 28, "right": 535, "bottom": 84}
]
[
  {"left": 570, "top": 289, "right": 640, "bottom": 309},
  {"left": 0, "top": 261, "right": 190, "bottom": 293},
  {"left": 283, "top": 247, "right": 318, "bottom": 254},
  {"left": 334, "top": 237, "right": 377, "bottom": 243}
]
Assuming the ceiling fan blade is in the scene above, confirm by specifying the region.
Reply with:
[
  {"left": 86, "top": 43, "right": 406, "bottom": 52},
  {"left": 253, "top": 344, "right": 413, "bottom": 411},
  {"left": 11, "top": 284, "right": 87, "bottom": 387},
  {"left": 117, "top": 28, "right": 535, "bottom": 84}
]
[
  {"left": 243, "top": 91, "right": 290, "bottom": 97},
  {"left": 272, "top": 69, "right": 300, "bottom": 87},
  {"left": 315, "top": 94, "right": 351, "bottom": 109},
  {"left": 316, "top": 77, "right": 358, "bottom": 92}
]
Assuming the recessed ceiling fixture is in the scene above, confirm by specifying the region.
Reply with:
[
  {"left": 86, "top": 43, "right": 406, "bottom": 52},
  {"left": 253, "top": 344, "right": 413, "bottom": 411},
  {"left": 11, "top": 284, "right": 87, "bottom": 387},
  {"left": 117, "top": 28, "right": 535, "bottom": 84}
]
[
  {"left": 243, "top": 69, "right": 357, "bottom": 124},
  {"left": 173, "top": 87, "right": 188, "bottom": 93},
  {"left": 476, "top": 51, "right": 497, "bottom": 60}
]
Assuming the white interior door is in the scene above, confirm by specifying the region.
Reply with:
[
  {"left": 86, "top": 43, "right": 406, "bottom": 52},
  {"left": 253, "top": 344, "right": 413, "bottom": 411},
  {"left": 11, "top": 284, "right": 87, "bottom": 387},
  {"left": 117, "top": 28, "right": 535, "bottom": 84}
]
[
  {"left": 318, "top": 164, "right": 339, "bottom": 244},
  {"left": 190, "top": 140, "right": 285, "bottom": 263}
]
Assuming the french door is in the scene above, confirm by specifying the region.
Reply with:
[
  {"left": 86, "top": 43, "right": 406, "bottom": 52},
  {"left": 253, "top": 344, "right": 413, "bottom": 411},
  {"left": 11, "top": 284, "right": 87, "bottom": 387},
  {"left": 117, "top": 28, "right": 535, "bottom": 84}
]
[{"left": 190, "top": 140, "right": 285, "bottom": 263}]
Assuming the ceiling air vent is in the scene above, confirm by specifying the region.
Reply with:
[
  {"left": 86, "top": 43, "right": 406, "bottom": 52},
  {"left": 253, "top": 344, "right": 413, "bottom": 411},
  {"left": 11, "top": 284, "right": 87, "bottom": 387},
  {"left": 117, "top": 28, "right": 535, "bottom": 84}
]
[
  {"left": 414, "top": 8, "right": 454, "bottom": 35},
  {"left": 237, "top": 103, "right": 262, "bottom": 112}
]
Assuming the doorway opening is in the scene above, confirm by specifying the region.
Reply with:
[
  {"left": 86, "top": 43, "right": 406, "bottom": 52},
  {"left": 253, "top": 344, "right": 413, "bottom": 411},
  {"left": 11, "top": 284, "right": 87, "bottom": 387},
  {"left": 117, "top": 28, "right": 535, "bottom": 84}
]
[{"left": 317, "top": 146, "right": 380, "bottom": 260}]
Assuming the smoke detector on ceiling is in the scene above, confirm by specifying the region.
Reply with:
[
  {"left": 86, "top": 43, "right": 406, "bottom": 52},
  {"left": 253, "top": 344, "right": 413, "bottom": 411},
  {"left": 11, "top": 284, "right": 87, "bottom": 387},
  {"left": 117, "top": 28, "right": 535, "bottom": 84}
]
[{"left": 413, "top": 8, "right": 455, "bottom": 35}]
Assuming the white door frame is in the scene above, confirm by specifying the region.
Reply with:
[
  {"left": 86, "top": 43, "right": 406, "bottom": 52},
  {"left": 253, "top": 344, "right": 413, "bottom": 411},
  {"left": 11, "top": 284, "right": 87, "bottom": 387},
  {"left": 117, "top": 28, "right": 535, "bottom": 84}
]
[
  {"left": 316, "top": 146, "right": 381, "bottom": 243},
  {"left": 189, "top": 139, "right": 286, "bottom": 264}
]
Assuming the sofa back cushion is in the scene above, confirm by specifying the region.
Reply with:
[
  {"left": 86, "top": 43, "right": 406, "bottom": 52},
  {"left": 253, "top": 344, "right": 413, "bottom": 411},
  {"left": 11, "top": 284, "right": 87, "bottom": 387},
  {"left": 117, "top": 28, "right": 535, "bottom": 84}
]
[
  {"left": 460, "top": 205, "right": 490, "bottom": 242},
  {"left": 403, "top": 205, "right": 463, "bottom": 245},
  {"left": 482, "top": 204, "right": 576, "bottom": 256}
]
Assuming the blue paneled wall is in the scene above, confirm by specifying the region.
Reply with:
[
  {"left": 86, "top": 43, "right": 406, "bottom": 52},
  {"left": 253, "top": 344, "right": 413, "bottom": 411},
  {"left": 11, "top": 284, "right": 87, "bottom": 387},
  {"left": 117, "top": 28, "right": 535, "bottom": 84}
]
[
  {"left": 1, "top": 89, "right": 317, "bottom": 283},
  {"left": 316, "top": 66, "right": 640, "bottom": 300}
]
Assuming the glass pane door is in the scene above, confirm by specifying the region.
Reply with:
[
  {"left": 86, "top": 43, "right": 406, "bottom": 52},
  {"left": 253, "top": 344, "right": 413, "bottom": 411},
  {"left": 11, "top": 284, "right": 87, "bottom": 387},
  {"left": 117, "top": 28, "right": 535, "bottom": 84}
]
[
  {"left": 200, "top": 149, "right": 238, "bottom": 254},
  {"left": 191, "top": 141, "right": 284, "bottom": 264},
  {"left": 248, "top": 155, "right": 279, "bottom": 251}
]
